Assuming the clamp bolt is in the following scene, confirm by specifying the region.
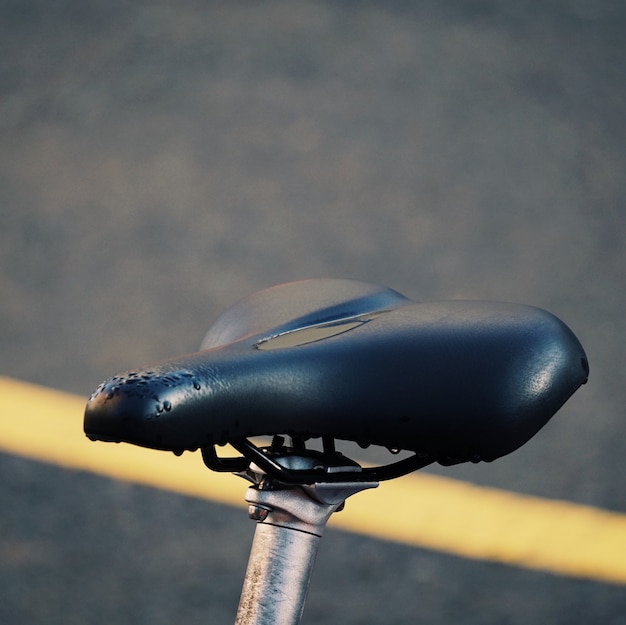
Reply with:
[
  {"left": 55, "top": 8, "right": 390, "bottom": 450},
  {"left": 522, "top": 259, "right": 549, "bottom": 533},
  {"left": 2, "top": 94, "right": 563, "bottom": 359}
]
[{"left": 248, "top": 503, "right": 272, "bottom": 521}]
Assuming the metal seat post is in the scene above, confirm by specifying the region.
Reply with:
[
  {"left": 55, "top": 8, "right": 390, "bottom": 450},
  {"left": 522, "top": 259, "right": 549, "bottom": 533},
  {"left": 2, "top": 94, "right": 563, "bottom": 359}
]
[{"left": 232, "top": 449, "right": 377, "bottom": 625}]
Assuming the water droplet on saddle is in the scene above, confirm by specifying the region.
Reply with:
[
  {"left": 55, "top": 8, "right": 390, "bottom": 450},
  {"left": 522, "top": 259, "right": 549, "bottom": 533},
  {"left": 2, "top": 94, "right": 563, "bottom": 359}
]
[
  {"left": 193, "top": 381, "right": 201, "bottom": 390},
  {"left": 163, "top": 400, "right": 172, "bottom": 411}
]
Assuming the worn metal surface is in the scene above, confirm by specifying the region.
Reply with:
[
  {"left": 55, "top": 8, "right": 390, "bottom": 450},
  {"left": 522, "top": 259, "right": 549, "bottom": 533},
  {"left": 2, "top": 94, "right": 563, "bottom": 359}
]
[
  {"left": 235, "top": 468, "right": 377, "bottom": 625},
  {"left": 235, "top": 523, "right": 319, "bottom": 625}
]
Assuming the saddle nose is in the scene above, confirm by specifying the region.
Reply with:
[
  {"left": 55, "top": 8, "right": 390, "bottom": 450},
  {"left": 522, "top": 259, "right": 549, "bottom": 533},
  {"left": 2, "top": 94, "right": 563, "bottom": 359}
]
[{"left": 84, "top": 364, "right": 212, "bottom": 452}]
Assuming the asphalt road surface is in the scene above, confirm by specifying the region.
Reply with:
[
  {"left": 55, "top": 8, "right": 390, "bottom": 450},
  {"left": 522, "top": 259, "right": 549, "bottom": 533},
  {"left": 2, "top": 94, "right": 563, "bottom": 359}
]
[{"left": 1, "top": 1, "right": 625, "bottom": 624}]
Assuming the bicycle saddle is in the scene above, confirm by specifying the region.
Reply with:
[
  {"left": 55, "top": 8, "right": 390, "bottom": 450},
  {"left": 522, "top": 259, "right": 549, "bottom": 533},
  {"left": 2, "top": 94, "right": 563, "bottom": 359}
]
[{"left": 84, "top": 279, "right": 588, "bottom": 477}]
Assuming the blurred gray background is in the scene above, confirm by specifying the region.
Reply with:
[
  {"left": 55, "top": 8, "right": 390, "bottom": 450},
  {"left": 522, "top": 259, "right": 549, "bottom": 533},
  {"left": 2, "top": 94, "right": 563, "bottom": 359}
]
[{"left": 1, "top": 1, "right": 625, "bottom": 623}]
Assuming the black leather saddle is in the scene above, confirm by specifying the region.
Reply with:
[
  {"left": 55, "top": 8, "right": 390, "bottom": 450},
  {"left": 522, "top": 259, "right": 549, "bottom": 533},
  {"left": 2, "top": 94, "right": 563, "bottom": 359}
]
[{"left": 84, "top": 279, "right": 588, "bottom": 481}]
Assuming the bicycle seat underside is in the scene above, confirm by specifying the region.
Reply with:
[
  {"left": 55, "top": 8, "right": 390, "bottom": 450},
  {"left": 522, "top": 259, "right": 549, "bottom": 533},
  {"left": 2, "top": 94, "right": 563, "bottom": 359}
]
[{"left": 84, "top": 279, "right": 588, "bottom": 468}]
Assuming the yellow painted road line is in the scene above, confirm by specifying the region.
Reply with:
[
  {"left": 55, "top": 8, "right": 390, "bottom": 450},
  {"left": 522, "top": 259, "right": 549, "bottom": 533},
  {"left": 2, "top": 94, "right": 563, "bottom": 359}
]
[{"left": 1, "top": 375, "right": 625, "bottom": 585}]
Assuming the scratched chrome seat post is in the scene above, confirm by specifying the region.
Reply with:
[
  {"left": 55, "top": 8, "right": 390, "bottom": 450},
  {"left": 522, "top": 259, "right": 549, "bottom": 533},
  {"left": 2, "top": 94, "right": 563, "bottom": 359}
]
[{"left": 227, "top": 441, "right": 378, "bottom": 625}]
